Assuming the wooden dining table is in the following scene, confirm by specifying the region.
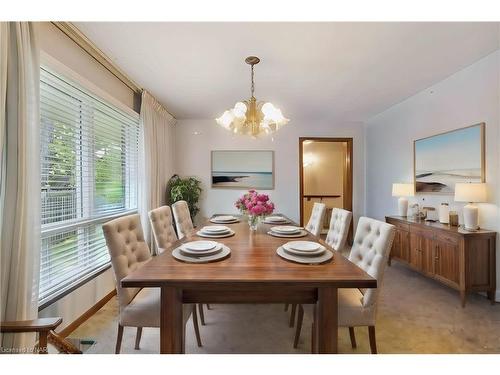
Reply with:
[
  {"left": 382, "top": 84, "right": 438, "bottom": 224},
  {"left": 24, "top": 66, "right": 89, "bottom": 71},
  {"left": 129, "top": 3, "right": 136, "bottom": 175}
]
[{"left": 121, "top": 215, "right": 376, "bottom": 354}]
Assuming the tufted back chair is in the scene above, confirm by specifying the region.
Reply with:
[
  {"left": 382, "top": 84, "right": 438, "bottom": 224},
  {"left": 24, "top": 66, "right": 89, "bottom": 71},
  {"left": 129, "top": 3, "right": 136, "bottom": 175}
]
[
  {"left": 348, "top": 217, "right": 395, "bottom": 307},
  {"left": 148, "top": 206, "right": 178, "bottom": 254},
  {"left": 172, "top": 200, "right": 194, "bottom": 239},
  {"left": 102, "top": 214, "right": 152, "bottom": 310},
  {"left": 325, "top": 208, "right": 352, "bottom": 251},
  {"left": 305, "top": 202, "right": 326, "bottom": 237}
]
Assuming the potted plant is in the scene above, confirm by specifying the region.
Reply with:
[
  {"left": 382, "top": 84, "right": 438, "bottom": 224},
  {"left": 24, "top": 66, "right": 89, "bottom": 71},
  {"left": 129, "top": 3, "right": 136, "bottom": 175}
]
[{"left": 166, "top": 175, "right": 202, "bottom": 223}]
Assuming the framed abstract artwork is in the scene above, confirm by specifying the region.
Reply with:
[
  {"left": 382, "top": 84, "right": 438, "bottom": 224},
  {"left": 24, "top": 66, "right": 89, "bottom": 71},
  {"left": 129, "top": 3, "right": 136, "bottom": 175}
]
[
  {"left": 414, "top": 123, "right": 485, "bottom": 194},
  {"left": 211, "top": 150, "right": 274, "bottom": 189}
]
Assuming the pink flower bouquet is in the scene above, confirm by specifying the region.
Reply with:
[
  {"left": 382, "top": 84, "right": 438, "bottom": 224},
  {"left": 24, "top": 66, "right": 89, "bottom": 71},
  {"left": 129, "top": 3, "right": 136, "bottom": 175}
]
[{"left": 235, "top": 190, "right": 275, "bottom": 230}]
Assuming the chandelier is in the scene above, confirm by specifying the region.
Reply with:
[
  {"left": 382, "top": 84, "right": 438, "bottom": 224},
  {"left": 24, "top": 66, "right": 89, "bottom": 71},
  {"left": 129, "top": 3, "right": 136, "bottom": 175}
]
[{"left": 216, "top": 56, "right": 289, "bottom": 137}]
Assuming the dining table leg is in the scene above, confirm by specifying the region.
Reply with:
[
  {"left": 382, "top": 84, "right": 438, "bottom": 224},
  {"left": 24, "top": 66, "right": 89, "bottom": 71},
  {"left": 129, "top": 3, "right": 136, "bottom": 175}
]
[
  {"left": 313, "top": 286, "right": 338, "bottom": 354},
  {"left": 160, "top": 286, "right": 184, "bottom": 354}
]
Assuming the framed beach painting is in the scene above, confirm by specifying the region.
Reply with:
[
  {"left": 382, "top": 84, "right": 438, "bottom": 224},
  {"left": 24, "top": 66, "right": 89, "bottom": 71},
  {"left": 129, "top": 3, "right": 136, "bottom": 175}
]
[
  {"left": 211, "top": 150, "right": 274, "bottom": 189},
  {"left": 414, "top": 123, "right": 485, "bottom": 194}
]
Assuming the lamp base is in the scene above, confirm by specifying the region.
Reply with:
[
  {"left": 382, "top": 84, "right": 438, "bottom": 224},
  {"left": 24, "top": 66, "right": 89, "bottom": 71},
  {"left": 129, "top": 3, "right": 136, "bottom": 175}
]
[
  {"left": 462, "top": 203, "right": 479, "bottom": 231},
  {"left": 398, "top": 197, "right": 409, "bottom": 217}
]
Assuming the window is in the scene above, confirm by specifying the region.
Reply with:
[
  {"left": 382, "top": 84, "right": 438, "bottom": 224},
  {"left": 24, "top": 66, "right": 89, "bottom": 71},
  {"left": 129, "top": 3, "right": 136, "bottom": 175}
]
[{"left": 39, "top": 66, "right": 139, "bottom": 307}]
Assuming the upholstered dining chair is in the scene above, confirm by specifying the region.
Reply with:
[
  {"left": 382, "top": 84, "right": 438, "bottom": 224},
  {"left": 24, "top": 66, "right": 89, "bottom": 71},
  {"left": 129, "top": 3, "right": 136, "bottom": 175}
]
[
  {"left": 305, "top": 202, "right": 326, "bottom": 237},
  {"left": 148, "top": 206, "right": 178, "bottom": 254},
  {"left": 293, "top": 217, "right": 395, "bottom": 353},
  {"left": 172, "top": 200, "right": 194, "bottom": 239},
  {"left": 103, "top": 213, "right": 202, "bottom": 353},
  {"left": 325, "top": 208, "right": 352, "bottom": 252},
  {"left": 287, "top": 208, "right": 353, "bottom": 335},
  {"left": 286, "top": 202, "right": 327, "bottom": 325},
  {"left": 148, "top": 206, "right": 210, "bottom": 326}
]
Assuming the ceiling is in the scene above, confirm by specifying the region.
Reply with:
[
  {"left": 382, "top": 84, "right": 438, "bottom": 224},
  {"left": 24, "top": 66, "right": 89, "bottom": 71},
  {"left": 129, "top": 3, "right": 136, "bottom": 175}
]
[{"left": 75, "top": 22, "right": 499, "bottom": 122}]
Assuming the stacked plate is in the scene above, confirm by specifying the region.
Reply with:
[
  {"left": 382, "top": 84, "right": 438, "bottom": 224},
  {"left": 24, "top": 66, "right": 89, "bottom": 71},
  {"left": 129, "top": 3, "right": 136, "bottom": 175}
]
[
  {"left": 210, "top": 215, "right": 239, "bottom": 224},
  {"left": 263, "top": 215, "right": 290, "bottom": 224},
  {"left": 268, "top": 225, "right": 307, "bottom": 238},
  {"left": 277, "top": 241, "right": 333, "bottom": 264},
  {"left": 172, "top": 240, "right": 231, "bottom": 263},
  {"left": 196, "top": 225, "right": 235, "bottom": 238}
]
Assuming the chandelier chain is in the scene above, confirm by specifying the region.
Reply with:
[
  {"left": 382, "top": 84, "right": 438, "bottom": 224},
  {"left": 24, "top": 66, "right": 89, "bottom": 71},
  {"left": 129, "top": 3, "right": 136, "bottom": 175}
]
[{"left": 251, "top": 64, "right": 255, "bottom": 98}]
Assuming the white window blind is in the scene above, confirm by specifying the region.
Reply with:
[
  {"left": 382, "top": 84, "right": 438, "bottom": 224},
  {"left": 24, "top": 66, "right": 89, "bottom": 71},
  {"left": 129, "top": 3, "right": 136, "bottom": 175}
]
[{"left": 39, "top": 66, "right": 139, "bottom": 306}]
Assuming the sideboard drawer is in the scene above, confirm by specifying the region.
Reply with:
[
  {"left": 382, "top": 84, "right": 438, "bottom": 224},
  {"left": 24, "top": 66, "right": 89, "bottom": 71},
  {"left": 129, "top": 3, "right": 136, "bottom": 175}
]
[
  {"left": 436, "top": 231, "right": 460, "bottom": 245},
  {"left": 410, "top": 225, "right": 434, "bottom": 239},
  {"left": 387, "top": 219, "right": 409, "bottom": 232}
]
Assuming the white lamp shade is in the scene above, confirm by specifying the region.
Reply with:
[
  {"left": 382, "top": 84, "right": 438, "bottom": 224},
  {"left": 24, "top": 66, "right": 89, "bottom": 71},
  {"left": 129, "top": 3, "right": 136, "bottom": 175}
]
[
  {"left": 392, "top": 183, "right": 414, "bottom": 197},
  {"left": 454, "top": 183, "right": 487, "bottom": 203}
]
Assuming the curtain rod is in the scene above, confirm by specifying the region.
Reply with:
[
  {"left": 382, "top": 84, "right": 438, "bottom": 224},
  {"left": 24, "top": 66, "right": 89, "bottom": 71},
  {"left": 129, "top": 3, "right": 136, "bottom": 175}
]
[{"left": 51, "top": 22, "right": 176, "bottom": 119}]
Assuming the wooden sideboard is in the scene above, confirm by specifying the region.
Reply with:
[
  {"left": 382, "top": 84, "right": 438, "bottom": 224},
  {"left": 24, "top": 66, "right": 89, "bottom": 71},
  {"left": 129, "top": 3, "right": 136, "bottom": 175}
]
[{"left": 385, "top": 216, "right": 496, "bottom": 307}]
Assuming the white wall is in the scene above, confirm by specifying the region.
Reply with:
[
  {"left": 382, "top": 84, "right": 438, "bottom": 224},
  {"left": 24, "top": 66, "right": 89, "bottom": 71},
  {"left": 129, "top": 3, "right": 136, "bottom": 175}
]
[
  {"left": 174, "top": 119, "right": 365, "bottom": 226},
  {"left": 365, "top": 51, "right": 500, "bottom": 299}
]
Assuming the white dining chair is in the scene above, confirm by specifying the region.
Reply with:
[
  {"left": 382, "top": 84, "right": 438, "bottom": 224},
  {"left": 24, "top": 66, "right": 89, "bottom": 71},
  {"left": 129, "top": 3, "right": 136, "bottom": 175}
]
[
  {"left": 305, "top": 202, "right": 326, "bottom": 237},
  {"left": 293, "top": 217, "right": 395, "bottom": 353},
  {"left": 148, "top": 205, "right": 210, "bottom": 326},
  {"left": 286, "top": 202, "right": 326, "bottom": 326},
  {"left": 102, "top": 213, "right": 202, "bottom": 353},
  {"left": 172, "top": 200, "right": 194, "bottom": 239},
  {"left": 148, "top": 206, "right": 178, "bottom": 254},
  {"left": 325, "top": 208, "right": 352, "bottom": 252}
]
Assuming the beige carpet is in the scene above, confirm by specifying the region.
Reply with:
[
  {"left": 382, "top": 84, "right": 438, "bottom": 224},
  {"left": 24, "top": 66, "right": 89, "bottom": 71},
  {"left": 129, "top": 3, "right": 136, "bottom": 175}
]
[{"left": 69, "top": 261, "right": 500, "bottom": 354}]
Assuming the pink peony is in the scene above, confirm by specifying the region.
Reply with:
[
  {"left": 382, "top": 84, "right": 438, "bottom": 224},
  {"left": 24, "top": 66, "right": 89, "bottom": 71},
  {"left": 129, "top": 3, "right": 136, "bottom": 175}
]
[{"left": 235, "top": 190, "right": 275, "bottom": 217}]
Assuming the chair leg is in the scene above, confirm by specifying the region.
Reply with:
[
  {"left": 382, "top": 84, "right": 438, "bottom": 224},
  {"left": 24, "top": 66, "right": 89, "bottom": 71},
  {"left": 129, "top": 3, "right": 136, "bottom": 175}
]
[
  {"left": 293, "top": 305, "right": 304, "bottom": 348},
  {"left": 115, "top": 324, "right": 124, "bottom": 354},
  {"left": 134, "top": 327, "right": 142, "bottom": 350},
  {"left": 206, "top": 304, "right": 211, "bottom": 310},
  {"left": 284, "top": 303, "right": 289, "bottom": 311},
  {"left": 348, "top": 327, "right": 357, "bottom": 349},
  {"left": 289, "top": 303, "right": 297, "bottom": 327},
  {"left": 198, "top": 303, "right": 206, "bottom": 325},
  {"left": 368, "top": 326, "right": 377, "bottom": 354},
  {"left": 192, "top": 305, "right": 202, "bottom": 347}
]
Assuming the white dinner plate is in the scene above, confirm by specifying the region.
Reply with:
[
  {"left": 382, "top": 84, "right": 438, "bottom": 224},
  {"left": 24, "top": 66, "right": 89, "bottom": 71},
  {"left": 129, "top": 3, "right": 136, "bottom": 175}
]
[
  {"left": 283, "top": 246, "right": 325, "bottom": 257},
  {"left": 182, "top": 240, "right": 218, "bottom": 252},
  {"left": 173, "top": 245, "right": 231, "bottom": 263},
  {"left": 270, "top": 225, "right": 301, "bottom": 234},
  {"left": 210, "top": 218, "right": 239, "bottom": 224},
  {"left": 180, "top": 243, "right": 222, "bottom": 256},
  {"left": 276, "top": 246, "right": 333, "bottom": 264},
  {"left": 284, "top": 241, "right": 321, "bottom": 252},
  {"left": 201, "top": 225, "right": 231, "bottom": 233},
  {"left": 264, "top": 217, "right": 290, "bottom": 224},
  {"left": 197, "top": 229, "right": 235, "bottom": 238},
  {"left": 212, "top": 215, "right": 237, "bottom": 221},
  {"left": 267, "top": 230, "right": 308, "bottom": 238},
  {"left": 266, "top": 216, "right": 287, "bottom": 222}
]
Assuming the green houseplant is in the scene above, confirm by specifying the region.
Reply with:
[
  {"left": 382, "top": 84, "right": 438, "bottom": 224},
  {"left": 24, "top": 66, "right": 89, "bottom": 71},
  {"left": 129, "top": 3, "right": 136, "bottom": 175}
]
[{"left": 166, "top": 174, "right": 203, "bottom": 222}]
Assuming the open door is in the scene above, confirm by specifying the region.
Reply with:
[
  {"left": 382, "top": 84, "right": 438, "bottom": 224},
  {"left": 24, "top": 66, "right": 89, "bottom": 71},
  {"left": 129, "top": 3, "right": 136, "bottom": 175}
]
[{"left": 299, "top": 137, "right": 353, "bottom": 242}]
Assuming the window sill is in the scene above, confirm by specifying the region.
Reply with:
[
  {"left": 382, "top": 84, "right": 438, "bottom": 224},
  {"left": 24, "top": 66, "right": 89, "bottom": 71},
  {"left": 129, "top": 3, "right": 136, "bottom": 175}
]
[{"left": 38, "top": 263, "right": 112, "bottom": 311}]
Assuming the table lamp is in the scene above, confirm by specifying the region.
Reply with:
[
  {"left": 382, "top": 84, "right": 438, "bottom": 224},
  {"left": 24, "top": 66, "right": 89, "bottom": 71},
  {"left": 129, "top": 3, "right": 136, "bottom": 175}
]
[
  {"left": 392, "top": 183, "right": 414, "bottom": 217},
  {"left": 454, "top": 183, "right": 487, "bottom": 231}
]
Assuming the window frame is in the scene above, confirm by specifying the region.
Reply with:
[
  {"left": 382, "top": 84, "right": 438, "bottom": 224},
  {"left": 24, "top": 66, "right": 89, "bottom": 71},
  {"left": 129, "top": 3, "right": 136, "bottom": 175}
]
[{"left": 39, "top": 53, "right": 140, "bottom": 310}]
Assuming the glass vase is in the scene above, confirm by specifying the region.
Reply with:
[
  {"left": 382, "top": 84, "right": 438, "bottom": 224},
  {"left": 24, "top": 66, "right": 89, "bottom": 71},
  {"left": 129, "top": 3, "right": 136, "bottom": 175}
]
[{"left": 248, "top": 214, "right": 261, "bottom": 231}]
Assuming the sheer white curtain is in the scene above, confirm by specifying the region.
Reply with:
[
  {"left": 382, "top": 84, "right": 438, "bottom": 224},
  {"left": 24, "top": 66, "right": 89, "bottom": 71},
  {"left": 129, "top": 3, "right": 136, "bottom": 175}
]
[
  {"left": 139, "top": 90, "right": 176, "bottom": 254},
  {"left": 0, "top": 22, "right": 40, "bottom": 350}
]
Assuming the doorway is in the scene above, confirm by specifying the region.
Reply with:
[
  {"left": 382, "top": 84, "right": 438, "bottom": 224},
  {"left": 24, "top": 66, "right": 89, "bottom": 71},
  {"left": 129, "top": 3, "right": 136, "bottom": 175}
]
[{"left": 299, "top": 137, "right": 353, "bottom": 242}]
